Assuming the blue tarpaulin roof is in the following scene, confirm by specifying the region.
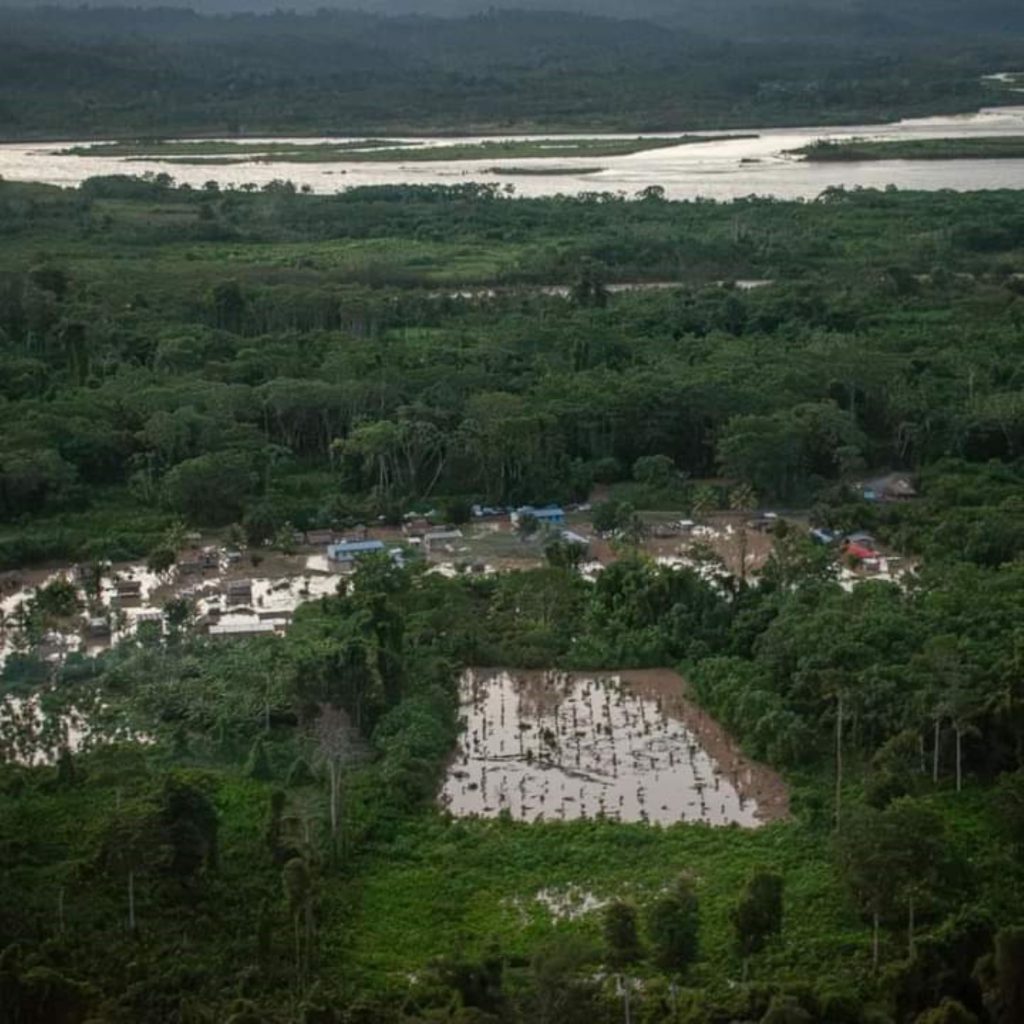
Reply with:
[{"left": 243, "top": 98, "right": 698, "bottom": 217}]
[
  {"left": 328, "top": 540, "right": 385, "bottom": 558},
  {"left": 515, "top": 505, "right": 565, "bottom": 519}
]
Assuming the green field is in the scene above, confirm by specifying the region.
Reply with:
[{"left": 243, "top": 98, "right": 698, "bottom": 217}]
[
  {"left": 348, "top": 813, "right": 859, "bottom": 992},
  {"left": 346, "top": 786, "right": 1012, "bottom": 995}
]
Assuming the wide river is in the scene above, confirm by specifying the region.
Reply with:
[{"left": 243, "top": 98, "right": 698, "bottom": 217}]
[{"left": 3, "top": 105, "right": 1024, "bottom": 200}]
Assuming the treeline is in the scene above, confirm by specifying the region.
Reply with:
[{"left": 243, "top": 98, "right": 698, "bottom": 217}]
[{"left": 1, "top": 4, "right": 1020, "bottom": 137}]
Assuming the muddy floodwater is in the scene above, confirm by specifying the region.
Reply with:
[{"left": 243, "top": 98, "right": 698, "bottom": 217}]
[
  {"left": 439, "top": 668, "right": 789, "bottom": 827},
  {"left": 3, "top": 104, "right": 1024, "bottom": 200}
]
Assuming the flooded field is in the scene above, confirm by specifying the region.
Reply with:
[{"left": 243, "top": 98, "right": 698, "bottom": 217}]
[
  {"left": 0, "top": 547, "right": 353, "bottom": 759},
  {"left": 0, "top": 548, "right": 349, "bottom": 670},
  {"left": 439, "top": 669, "right": 789, "bottom": 827}
]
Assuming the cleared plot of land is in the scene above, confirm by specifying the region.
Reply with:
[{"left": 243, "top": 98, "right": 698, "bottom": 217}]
[
  {"left": 347, "top": 807, "right": 874, "bottom": 992},
  {"left": 791, "top": 136, "right": 1024, "bottom": 161},
  {"left": 440, "top": 668, "right": 789, "bottom": 826},
  {"left": 62, "top": 134, "right": 757, "bottom": 164}
]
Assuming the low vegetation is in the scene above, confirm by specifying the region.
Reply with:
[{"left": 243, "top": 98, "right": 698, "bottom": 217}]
[{"left": 794, "top": 136, "right": 1024, "bottom": 161}]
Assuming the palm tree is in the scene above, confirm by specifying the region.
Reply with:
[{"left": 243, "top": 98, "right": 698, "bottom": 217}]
[
  {"left": 948, "top": 684, "right": 981, "bottom": 793},
  {"left": 729, "top": 483, "right": 758, "bottom": 583},
  {"left": 987, "top": 628, "right": 1024, "bottom": 768},
  {"left": 921, "top": 636, "right": 973, "bottom": 790},
  {"left": 729, "top": 483, "right": 758, "bottom": 514},
  {"left": 690, "top": 485, "right": 717, "bottom": 521},
  {"left": 162, "top": 519, "right": 188, "bottom": 555}
]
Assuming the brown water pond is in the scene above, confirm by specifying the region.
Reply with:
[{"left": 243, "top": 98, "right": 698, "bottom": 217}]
[{"left": 439, "top": 669, "right": 789, "bottom": 827}]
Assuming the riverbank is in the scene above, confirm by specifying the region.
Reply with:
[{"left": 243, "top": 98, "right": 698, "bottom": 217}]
[
  {"left": 7, "top": 105, "right": 1024, "bottom": 200},
  {"left": 792, "top": 135, "right": 1024, "bottom": 161}
]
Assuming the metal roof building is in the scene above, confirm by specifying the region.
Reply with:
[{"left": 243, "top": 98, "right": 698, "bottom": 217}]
[
  {"left": 510, "top": 505, "right": 566, "bottom": 526},
  {"left": 327, "top": 540, "right": 386, "bottom": 564}
]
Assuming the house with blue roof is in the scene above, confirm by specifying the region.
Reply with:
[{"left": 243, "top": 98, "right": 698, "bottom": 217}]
[
  {"left": 510, "top": 505, "right": 566, "bottom": 527},
  {"left": 327, "top": 539, "right": 386, "bottom": 565}
]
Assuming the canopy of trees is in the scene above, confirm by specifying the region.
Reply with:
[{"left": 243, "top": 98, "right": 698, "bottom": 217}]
[
  {"left": 2, "top": 176, "right": 1024, "bottom": 1023},
  {"left": 2, "top": 3, "right": 1022, "bottom": 137}
]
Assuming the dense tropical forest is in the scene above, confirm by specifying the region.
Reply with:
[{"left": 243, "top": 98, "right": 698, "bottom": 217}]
[
  {"left": 2, "top": 1, "right": 1024, "bottom": 138},
  {"left": 1, "top": 174, "right": 1024, "bottom": 1023},
  {"left": 3, "top": 176, "right": 1024, "bottom": 563}
]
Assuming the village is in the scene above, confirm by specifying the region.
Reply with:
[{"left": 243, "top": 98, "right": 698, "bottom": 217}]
[{"left": 0, "top": 472, "right": 917, "bottom": 670}]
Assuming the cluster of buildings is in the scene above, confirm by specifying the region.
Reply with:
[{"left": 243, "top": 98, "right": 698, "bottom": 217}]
[
  {"left": 85, "top": 501, "right": 581, "bottom": 643},
  {"left": 323, "top": 504, "right": 572, "bottom": 565},
  {"left": 808, "top": 473, "right": 917, "bottom": 569}
]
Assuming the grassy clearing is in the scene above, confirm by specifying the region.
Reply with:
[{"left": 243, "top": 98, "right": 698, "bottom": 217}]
[
  {"left": 792, "top": 136, "right": 1024, "bottom": 161},
  {"left": 450, "top": 527, "right": 548, "bottom": 565},
  {"left": 0, "top": 233, "right": 537, "bottom": 291},
  {"left": 162, "top": 237, "right": 532, "bottom": 284},
  {"left": 341, "top": 780, "right": 1021, "bottom": 997},
  {"left": 348, "top": 812, "right": 861, "bottom": 993}
]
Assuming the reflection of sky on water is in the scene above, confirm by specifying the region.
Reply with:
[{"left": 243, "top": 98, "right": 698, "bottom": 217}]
[
  {"left": 439, "top": 669, "right": 763, "bottom": 827},
  {"left": 2, "top": 106, "right": 1024, "bottom": 199},
  {"left": 0, "top": 555, "right": 348, "bottom": 759},
  {"left": 0, "top": 557, "right": 347, "bottom": 668}
]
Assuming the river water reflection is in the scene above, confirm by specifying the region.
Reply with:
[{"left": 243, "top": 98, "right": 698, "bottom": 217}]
[{"left": 2, "top": 106, "right": 1024, "bottom": 200}]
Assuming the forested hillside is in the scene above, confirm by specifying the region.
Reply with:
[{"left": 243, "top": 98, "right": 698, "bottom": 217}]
[{"left": 1, "top": 3, "right": 1022, "bottom": 137}]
